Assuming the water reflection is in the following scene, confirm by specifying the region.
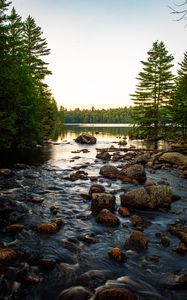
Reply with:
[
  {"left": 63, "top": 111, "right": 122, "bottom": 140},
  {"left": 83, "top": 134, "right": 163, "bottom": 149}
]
[{"left": 0, "top": 124, "right": 170, "bottom": 167}]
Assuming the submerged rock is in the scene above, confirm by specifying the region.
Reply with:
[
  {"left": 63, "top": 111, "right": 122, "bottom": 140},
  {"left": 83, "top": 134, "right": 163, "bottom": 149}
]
[
  {"left": 0, "top": 248, "right": 17, "bottom": 263},
  {"left": 108, "top": 247, "right": 127, "bottom": 263},
  {"left": 36, "top": 223, "right": 58, "bottom": 233},
  {"left": 6, "top": 224, "right": 24, "bottom": 233},
  {"left": 91, "top": 193, "right": 116, "bottom": 215},
  {"left": 78, "top": 270, "right": 113, "bottom": 290},
  {"left": 125, "top": 230, "right": 149, "bottom": 250},
  {"left": 96, "top": 209, "right": 120, "bottom": 226},
  {"left": 75, "top": 133, "right": 96, "bottom": 145}
]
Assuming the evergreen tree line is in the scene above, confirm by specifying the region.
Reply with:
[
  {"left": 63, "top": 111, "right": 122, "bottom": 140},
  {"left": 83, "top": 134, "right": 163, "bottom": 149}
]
[
  {"left": 0, "top": 0, "right": 59, "bottom": 149},
  {"left": 61, "top": 107, "right": 134, "bottom": 124},
  {"left": 131, "top": 41, "right": 187, "bottom": 139}
]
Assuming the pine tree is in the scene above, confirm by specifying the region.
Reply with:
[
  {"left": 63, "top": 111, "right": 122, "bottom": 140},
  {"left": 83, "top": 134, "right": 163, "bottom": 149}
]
[
  {"left": 171, "top": 51, "right": 187, "bottom": 138},
  {"left": 131, "top": 41, "right": 174, "bottom": 138},
  {"left": 23, "top": 15, "right": 52, "bottom": 80}
]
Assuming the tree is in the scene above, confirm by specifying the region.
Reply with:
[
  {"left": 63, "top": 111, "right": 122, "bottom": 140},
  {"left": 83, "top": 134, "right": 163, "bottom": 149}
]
[
  {"left": 131, "top": 41, "right": 174, "bottom": 139},
  {"left": 170, "top": 51, "right": 187, "bottom": 138},
  {"left": 23, "top": 15, "right": 51, "bottom": 80}
]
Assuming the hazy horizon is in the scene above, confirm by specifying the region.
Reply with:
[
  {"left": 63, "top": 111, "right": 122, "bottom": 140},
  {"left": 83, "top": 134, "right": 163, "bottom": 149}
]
[{"left": 11, "top": 0, "right": 186, "bottom": 109}]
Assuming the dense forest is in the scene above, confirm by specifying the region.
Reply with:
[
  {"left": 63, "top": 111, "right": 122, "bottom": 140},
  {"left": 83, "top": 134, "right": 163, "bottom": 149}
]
[
  {"left": 0, "top": 0, "right": 186, "bottom": 151},
  {"left": 61, "top": 107, "right": 134, "bottom": 124},
  {"left": 0, "top": 0, "right": 60, "bottom": 150}
]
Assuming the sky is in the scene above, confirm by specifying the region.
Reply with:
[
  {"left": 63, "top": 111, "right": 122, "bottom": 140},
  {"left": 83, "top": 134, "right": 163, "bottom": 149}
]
[{"left": 11, "top": 0, "right": 186, "bottom": 109}]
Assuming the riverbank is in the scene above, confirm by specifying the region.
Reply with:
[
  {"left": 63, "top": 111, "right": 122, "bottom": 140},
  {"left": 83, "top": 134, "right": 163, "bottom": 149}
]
[{"left": 0, "top": 136, "right": 187, "bottom": 300}]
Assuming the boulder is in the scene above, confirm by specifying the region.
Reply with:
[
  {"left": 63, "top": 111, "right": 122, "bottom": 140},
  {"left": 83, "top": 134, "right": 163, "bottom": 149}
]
[
  {"left": 96, "top": 151, "right": 111, "bottom": 160},
  {"left": 120, "top": 185, "right": 172, "bottom": 209},
  {"left": 96, "top": 209, "right": 120, "bottom": 226},
  {"left": 130, "top": 214, "right": 145, "bottom": 227},
  {"left": 119, "top": 164, "right": 146, "bottom": 184},
  {"left": 158, "top": 152, "right": 187, "bottom": 165},
  {"left": 91, "top": 193, "right": 116, "bottom": 215},
  {"left": 75, "top": 133, "right": 96, "bottom": 145},
  {"left": 93, "top": 286, "right": 137, "bottom": 300},
  {"left": 125, "top": 230, "right": 149, "bottom": 250},
  {"left": 100, "top": 164, "right": 120, "bottom": 179},
  {"left": 132, "top": 153, "right": 150, "bottom": 164},
  {"left": 89, "top": 184, "right": 105, "bottom": 196}
]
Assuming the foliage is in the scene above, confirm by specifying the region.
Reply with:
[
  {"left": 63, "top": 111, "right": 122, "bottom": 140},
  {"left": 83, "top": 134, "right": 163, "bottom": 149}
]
[
  {"left": 0, "top": 1, "right": 59, "bottom": 149},
  {"left": 170, "top": 51, "right": 187, "bottom": 138},
  {"left": 131, "top": 41, "right": 174, "bottom": 139},
  {"left": 62, "top": 107, "right": 134, "bottom": 124}
]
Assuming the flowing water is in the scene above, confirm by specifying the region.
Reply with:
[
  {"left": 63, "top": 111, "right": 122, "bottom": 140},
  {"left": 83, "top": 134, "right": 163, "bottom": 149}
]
[{"left": 0, "top": 124, "right": 186, "bottom": 300}]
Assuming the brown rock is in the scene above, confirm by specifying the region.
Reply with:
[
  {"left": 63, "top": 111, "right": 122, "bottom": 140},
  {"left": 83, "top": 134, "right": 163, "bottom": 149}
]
[
  {"left": 175, "top": 242, "right": 187, "bottom": 255},
  {"left": 39, "top": 258, "right": 56, "bottom": 269},
  {"left": 118, "top": 207, "right": 130, "bottom": 217},
  {"left": 130, "top": 215, "right": 144, "bottom": 227},
  {"left": 181, "top": 170, "right": 187, "bottom": 178},
  {"left": 120, "top": 187, "right": 150, "bottom": 208},
  {"left": 96, "top": 151, "right": 111, "bottom": 160},
  {"left": 94, "top": 286, "right": 137, "bottom": 300},
  {"left": 161, "top": 235, "right": 170, "bottom": 247},
  {"left": 100, "top": 164, "right": 120, "bottom": 179},
  {"left": 96, "top": 209, "right": 120, "bottom": 226},
  {"left": 119, "top": 164, "right": 146, "bottom": 184},
  {"left": 0, "top": 248, "right": 17, "bottom": 263},
  {"left": 89, "top": 184, "right": 105, "bottom": 196},
  {"left": 168, "top": 225, "right": 187, "bottom": 244},
  {"left": 125, "top": 230, "right": 149, "bottom": 250},
  {"left": 58, "top": 286, "right": 93, "bottom": 300},
  {"left": 91, "top": 193, "right": 116, "bottom": 215},
  {"left": 6, "top": 224, "right": 24, "bottom": 233},
  {"left": 36, "top": 223, "right": 58, "bottom": 233},
  {"left": 108, "top": 247, "right": 126, "bottom": 263}
]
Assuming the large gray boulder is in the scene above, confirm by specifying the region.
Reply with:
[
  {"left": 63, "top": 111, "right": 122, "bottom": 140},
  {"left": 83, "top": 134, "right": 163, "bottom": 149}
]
[
  {"left": 100, "top": 164, "right": 120, "bottom": 179},
  {"left": 120, "top": 185, "right": 172, "bottom": 209},
  {"left": 119, "top": 164, "right": 146, "bottom": 184},
  {"left": 75, "top": 133, "right": 96, "bottom": 145},
  {"left": 158, "top": 152, "right": 187, "bottom": 165}
]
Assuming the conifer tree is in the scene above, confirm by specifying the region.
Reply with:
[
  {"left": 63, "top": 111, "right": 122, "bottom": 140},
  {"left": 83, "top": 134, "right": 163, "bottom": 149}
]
[
  {"left": 23, "top": 15, "right": 52, "bottom": 80},
  {"left": 171, "top": 51, "right": 187, "bottom": 138},
  {"left": 131, "top": 41, "right": 174, "bottom": 138}
]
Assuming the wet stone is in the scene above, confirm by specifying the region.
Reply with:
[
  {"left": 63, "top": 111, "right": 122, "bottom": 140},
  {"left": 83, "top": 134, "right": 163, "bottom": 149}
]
[
  {"left": 58, "top": 286, "right": 93, "bottom": 300},
  {"left": 118, "top": 207, "right": 130, "bottom": 217},
  {"left": 96, "top": 209, "right": 120, "bottom": 226},
  {"left": 130, "top": 214, "right": 145, "bottom": 227},
  {"left": 175, "top": 242, "right": 187, "bottom": 255},
  {"left": 39, "top": 258, "right": 56, "bottom": 269},
  {"left": 160, "top": 235, "right": 170, "bottom": 247},
  {"left": 125, "top": 230, "right": 149, "bottom": 251},
  {"left": 36, "top": 223, "right": 58, "bottom": 233},
  {"left": 93, "top": 286, "right": 137, "bottom": 300},
  {"left": 91, "top": 193, "right": 116, "bottom": 215},
  {"left": 6, "top": 224, "right": 24, "bottom": 233},
  {"left": 108, "top": 247, "right": 127, "bottom": 263},
  {"left": 0, "top": 248, "right": 17, "bottom": 263}
]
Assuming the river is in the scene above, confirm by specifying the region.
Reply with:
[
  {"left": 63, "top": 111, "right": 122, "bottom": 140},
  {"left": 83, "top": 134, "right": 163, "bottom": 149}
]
[{"left": 0, "top": 124, "right": 186, "bottom": 300}]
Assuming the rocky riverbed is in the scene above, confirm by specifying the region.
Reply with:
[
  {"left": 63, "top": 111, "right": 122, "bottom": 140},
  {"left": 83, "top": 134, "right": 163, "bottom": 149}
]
[{"left": 0, "top": 137, "right": 187, "bottom": 300}]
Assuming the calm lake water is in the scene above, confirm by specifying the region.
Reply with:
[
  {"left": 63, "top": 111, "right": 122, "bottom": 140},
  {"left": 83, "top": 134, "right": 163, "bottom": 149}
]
[{"left": 0, "top": 123, "right": 170, "bottom": 167}]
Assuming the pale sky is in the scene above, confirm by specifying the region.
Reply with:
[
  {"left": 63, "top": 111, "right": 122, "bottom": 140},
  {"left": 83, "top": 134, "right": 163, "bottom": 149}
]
[{"left": 11, "top": 0, "right": 186, "bottom": 109}]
